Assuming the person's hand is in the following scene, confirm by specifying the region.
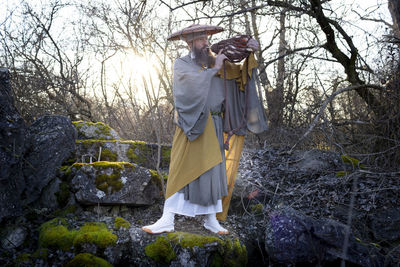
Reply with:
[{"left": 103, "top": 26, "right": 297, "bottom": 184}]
[
  {"left": 213, "top": 49, "right": 228, "bottom": 70},
  {"left": 247, "top": 38, "right": 259, "bottom": 51}
]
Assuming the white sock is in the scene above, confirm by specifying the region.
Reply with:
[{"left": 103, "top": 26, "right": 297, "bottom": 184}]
[{"left": 204, "top": 213, "right": 228, "bottom": 234}]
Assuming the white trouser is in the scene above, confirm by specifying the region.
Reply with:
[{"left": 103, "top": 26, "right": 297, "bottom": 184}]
[{"left": 163, "top": 192, "right": 223, "bottom": 217}]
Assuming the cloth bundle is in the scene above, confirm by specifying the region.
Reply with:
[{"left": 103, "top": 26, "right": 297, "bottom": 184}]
[{"left": 211, "top": 35, "right": 253, "bottom": 62}]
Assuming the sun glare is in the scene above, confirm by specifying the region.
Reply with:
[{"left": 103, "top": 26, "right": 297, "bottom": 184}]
[{"left": 108, "top": 52, "right": 161, "bottom": 104}]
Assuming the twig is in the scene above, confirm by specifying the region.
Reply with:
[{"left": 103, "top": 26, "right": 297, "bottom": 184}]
[
  {"left": 341, "top": 173, "right": 359, "bottom": 266},
  {"left": 288, "top": 84, "right": 384, "bottom": 153}
]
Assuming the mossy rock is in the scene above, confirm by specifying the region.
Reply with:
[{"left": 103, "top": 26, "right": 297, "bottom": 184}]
[
  {"left": 167, "top": 232, "right": 222, "bottom": 249},
  {"left": 145, "top": 232, "right": 247, "bottom": 266},
  {"left": 66, "top": 253, "right": 112, "bottom": 267},
  {"left": 73, "top": 222, "right": 118, "bottom": 251},
  {"left": 15, "top": 253, "right": 32, "bottom": 265},
  {"left": 161, "top": 146, "right": 171, "bottom": 165},
  {"left": 72, "top": 121, "right": 119, "bottom": 140},
  {"left": 38, "top": 217, "right": 76, "bottom": 251},
  {"left": 222, "top": 238, "right": 248, "bottom": 267},
  {"left": 126, "top": 141, "right": 151, "bottom": 166},
  {"left": 114, "top": 217, "right": 131, "bottom": 230},
  {"left": 95, "top": 172, "right": 123, "bottom": 195},
  {"left": 145, "top": 236, "right": 177, "bottom": 264},
  {"left": 149, "top": 169, "right": 168, "bottom": 189},
  {"left": 39, "top": 218, "right": 117, "bottom": 253},
  {"left": 72, "top": 161, "right": 134, "bottom": 195},
  {"left": 32, "top": 248, "right": 49, "bottom": 260},
  {"left": 75, "top": 139, "right": 171, "bottom": 169},
  {"left": 72, "top": 161, "right": 134, "bottom": 171},
  {"left": 100, "top": 148, "right": 118, "bottom": 161}
]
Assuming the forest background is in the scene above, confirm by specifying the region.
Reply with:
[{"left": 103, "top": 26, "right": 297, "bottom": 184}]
[{"left": 1, "top": 0, "right": 399, "bottom": 170}]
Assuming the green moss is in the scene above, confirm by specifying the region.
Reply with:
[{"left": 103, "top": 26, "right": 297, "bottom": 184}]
[
  {"left": 95, "top": 172, "right": 123, "bottom": 194},
  {"left": 167, "top": 232, "right": 222, "bottom": 249},
  {"left": 250, "top": 203, "right": 264, "bottom": 214},
  {"left": 38, "top": 218, "right": 76, "bottom": 251},
  {"left": 114, "top": 217, "right": 131, "bottom": 230},
  {"left": 146, "top": 232, "right": 247, "bottom": 266},
  {"left": 15, "top": 253, "right": 31, "bottom": 264},
  {"left": 73, "top": 222, "right": 117, "bottom": 251},
  {"left": 145, "top": 236, "right": 176, "bottom": 264},
  {"left": 70, "top": 161, "right": 135, "bottom": 195},
  {"left": 126, "top": 141, "right": 151, "bottom": 166},
  {"left": 76, "top": 139, "right": 113, "bottom": 145},
  {"left": 161, "top": 146, "right": 171, "bottom": 165},
  {"left": 32, "top": 248, "right": 48, "bottom": 260},
  {"left": 148, "top": 169, "right": 167, "bottom": 191},
  {"left": 39, "top": 218, "right": 117, "bottom": 253},
  {"left": 223, "top": 238, "right": 248, "bottom": 267},
  {"left": 336, "top": 170, "right": 350, "bottom": 177},
  {"left": 100, "top": 148, "right": 118, "bottom": 161},
  {"left": 72, "top": 161, "right": 134, "bottom": 171},
  {"left": 55, "top": 182, "right": 70, "bottom": 208},
  {"left": 341, "top": 154, "right": 365, "bottom": 169},
  {"left": 72, "top": 121, "right": 113, "bottom": 140},
  {"left": 211, "top": 253, "right": 224, "bottom": 267},
  {"left": 66, "top": 253, "right": 113, "bottom": 267}
]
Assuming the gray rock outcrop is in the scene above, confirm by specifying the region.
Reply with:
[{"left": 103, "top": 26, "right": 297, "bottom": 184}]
[
  {"left": 0, "top": 68, "right": 26, "bottom": 221},
  {"left": 70, "top": 162, "right": 163, "bottom": 206},
  {"left": 265, "top": 206, "right": 384, "bottom": 266},
  {"left": 74, "top": 139, "right": 171, "bottom": 170},
  {"left": 22, "top": 115, "right": 76, "bottom": 205}
]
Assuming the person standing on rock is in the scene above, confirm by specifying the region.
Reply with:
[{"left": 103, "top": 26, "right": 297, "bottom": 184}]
[{"left": 142, "top": 24, "right": 267, "bottom": 235}]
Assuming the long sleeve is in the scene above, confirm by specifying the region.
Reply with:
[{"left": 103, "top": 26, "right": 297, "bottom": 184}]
[
  {"left": 173, "top": 56, "right": 219, "bottom": 141},
  {"left": 221, "top": 57, "right": 268, "bottom": 135}
]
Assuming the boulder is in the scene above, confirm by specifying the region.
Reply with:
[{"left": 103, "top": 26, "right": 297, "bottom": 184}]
[
  {"left": 0, "top": 68, "right": 26, "bottom": 222},
  {"left": 292, "top": 149, "right": 341, "bottom": 173},
  {"left": 128, "top": 229, "right": 247, "bottom": 267},
  {"left": 72, "top": 121, "right": 120, "bottom": 140},
  {"left": 0, "top": 226, "right": 27, "bottom": 249},
  {"left": 265, "top": 206, "right": 384, "bottom": 266},
  {"left": 70, "top": 162, "right": 163, "bottom": 206},
  {"left": 74, "top": 139, "right": 171, "bottom": 170},
  {"left": 22, "top": 115, "right": 77, "bottom": 205},
  {"left": 370, "top": 208, "right": 400, "bottom": 242}
]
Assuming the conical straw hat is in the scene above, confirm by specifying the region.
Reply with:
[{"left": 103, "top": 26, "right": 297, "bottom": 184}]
[{"left": 167, "top": 24, "right": 224, "bottom": 41}]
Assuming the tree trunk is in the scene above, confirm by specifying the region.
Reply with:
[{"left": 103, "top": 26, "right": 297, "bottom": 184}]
[
  {"left": 267, "top": 9, "right": 287, "bottom": 128},
  {"left": 388, "top": 0, "right": 400, "bottom": 49}
]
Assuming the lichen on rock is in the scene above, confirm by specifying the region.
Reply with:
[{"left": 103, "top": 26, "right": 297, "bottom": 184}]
[
  {"left": 126, "top": 141, "right": 151, "bottom": 166},
  {"left": 72, "top": 121, "right": 119, "bottom": 140}
]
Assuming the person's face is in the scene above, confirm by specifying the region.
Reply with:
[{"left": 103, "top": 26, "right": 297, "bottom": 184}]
[{"left": 191, "top": 36, "right": 209, "bottom": 50}]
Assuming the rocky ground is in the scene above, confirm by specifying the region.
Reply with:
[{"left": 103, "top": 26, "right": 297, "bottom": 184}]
[{"left": 3, "top": 146, "right": 399, "bottom": 266}]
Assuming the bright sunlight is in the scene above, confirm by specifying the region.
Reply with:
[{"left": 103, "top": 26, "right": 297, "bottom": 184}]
[{"left": 108, "top": 51, "right": 161, "bottom": 104}]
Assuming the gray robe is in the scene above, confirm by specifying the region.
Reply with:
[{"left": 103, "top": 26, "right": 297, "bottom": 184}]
[{"left": 173, "top": 53, "right": 267, "bottom": 206}]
